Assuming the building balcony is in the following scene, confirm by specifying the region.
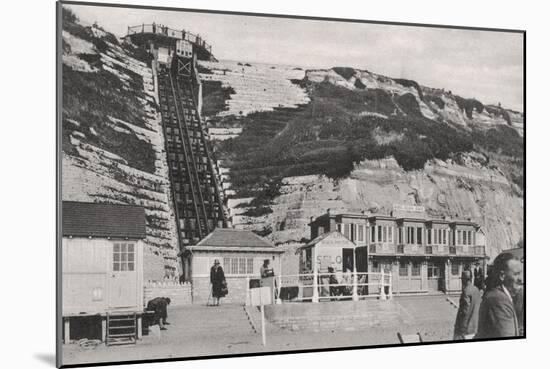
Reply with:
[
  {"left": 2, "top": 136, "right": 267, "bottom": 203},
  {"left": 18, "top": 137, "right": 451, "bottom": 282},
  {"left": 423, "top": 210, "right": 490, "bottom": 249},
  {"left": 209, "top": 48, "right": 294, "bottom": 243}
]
[
  {"left": 425, "top": 245, "right": 448, "bottom": 255},
  {"left": 396, "top": 244, "right": 424, "bottom": 255},
  {"left": 369, "top": 243, "right": 396, "bottom": 254},
  {"left": 449, "top": 245, "right": 486, "bottom": 257},
  {"left": 368, "top": 243, "right": 486, "bottom": 258}
]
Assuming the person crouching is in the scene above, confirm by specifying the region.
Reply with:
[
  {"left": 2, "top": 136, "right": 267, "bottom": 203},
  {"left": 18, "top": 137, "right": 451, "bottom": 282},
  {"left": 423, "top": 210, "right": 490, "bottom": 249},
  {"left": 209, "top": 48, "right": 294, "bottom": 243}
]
[{"left": 146, "top": 297, "right": 171, "bottom": 330}]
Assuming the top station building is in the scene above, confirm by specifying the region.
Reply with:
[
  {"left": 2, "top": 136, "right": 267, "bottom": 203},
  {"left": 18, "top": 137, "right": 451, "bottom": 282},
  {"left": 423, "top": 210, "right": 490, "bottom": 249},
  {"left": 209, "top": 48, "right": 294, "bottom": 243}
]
[{"left": 307, "top": 205, "right": 487, "bottom": 295}]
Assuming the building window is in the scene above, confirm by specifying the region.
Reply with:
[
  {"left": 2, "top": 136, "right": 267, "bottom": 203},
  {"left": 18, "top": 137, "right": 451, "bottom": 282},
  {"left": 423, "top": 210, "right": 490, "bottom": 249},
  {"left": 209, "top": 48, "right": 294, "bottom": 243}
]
[
  {"left": 427, "top": 263, "right": 440, "bottom": 278},
  {"left": 337, "top": 223, "right": 342, "bottom": 233},
  {"left": 388, "top": 227, "right": 393, "bottom": 243},
  {"left": 372, "top": 261, "right": 380, "bottom": 272},
  {"left": 407, "top": 227, "right": 415, "bottom": 244},
  {"left": 427, "top": 229, "right": 432, "bottom": 244},
  {"left": 416, "top": 227, "right": 422, "bottom": 245},
  {"left": 223, "top": 257, "right": 254, "bottom": 275},
  {"left": 357, "top": 225, "right": 364, "bottom": 242},
  {"left": 451, "top": 263, "right": 460, "bottom": 276},
  {"left": 371, "top": 226, "right": 375, "bottom": 243},
  {"left": 411, "top": 262, "right": 421, "bottom": 277},
  {"left": 382, "top": 226, "right": 387, "bottom": 243},
  {"left": 113, "top": 243, "right": 135, "bottom": 271},
  {"left": 399, "top": 261, "right": 408, "bottom": 277},
  {"left": 467, "top": 231, "right": 472, "bottom": 246},
  {"left": 344, "top": 223, "right": 350, "bottom": 239},
  {"left": 399, "top": 227, "right": 403, "bottom": 244},
  {"left": 443, "top": 229, "right": 447, "bottom": 245},
  {"left": 378, "top": 225, "right": 382, "bottom": 242},
  {"left": 457, "top": 230, "right": 462, "bottom": 245}
]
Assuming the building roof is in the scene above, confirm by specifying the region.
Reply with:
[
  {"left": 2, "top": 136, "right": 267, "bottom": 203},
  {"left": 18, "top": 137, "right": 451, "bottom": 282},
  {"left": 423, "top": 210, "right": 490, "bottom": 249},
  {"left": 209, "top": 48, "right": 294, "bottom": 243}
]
[
  {"left": 299, "top": 230, "right": 355, "bottom": 251},
  {"left": 193, "top": 228, "right": 276, "bottom": 249},
  {"left": 62, "top": 201, "right": 147, "bottom": 239}
]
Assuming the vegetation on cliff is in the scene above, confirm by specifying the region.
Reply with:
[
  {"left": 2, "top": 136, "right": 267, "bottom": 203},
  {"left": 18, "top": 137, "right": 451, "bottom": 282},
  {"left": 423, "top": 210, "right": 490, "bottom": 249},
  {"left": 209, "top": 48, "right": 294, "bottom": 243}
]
[
  {"left": 202, "top": 71, "right": 524, "bottom": 208},
  {"left": 62, "top": 7, "right": 156, "bottom": 173}
]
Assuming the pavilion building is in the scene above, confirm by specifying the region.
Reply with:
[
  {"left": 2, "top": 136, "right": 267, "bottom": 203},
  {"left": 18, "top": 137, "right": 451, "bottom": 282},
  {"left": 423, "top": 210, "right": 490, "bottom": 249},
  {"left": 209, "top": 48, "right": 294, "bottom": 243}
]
[{"left": 307, "top": 205, "right": 487, "bottom": 295}]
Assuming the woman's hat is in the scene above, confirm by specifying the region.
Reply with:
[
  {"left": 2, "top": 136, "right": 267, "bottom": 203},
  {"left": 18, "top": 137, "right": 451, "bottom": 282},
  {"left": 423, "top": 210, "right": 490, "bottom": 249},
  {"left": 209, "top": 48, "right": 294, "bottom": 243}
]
[{"left": 214, "top": 259, "right": 220, "bottom": 265}]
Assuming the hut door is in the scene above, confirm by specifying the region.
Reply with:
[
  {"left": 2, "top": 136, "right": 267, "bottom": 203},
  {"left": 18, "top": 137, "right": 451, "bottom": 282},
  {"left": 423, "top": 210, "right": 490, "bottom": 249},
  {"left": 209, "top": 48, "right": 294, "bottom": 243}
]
[{"left": 109, "top": 242, "right": 137, "bottom": 308}]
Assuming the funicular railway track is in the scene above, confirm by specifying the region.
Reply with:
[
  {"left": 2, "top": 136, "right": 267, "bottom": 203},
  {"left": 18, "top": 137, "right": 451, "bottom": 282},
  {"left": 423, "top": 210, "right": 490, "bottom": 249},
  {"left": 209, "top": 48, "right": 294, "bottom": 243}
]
[{"left": 157, "top": 56, "right": 227, "bottom": 253}]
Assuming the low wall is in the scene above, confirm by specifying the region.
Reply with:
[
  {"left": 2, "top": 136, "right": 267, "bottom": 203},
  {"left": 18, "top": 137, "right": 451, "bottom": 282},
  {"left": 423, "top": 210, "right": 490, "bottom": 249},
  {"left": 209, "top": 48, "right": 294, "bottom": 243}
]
[
  {"left": 144, "top": 281, "right": 192, "bottom": 306},
  {"left": 265, "top": 300, "right": 406, "bottom": 331}
]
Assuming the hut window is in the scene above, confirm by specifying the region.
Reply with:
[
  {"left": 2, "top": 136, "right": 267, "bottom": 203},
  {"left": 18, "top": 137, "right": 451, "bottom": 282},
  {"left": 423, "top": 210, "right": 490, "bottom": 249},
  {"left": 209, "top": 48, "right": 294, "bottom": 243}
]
[
  {"left": 223, "top": 257, "right": 254, "bottom": 275},
  {"left": 113, "top": 243, "right": 135, "bottom": 272}
]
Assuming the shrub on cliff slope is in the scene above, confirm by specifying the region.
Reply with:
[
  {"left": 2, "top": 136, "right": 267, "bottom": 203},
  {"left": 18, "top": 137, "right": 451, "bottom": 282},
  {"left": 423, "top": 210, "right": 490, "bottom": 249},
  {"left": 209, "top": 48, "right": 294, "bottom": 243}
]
[{"left": 62, "top": 8, "right": 156, "bottom": 173}]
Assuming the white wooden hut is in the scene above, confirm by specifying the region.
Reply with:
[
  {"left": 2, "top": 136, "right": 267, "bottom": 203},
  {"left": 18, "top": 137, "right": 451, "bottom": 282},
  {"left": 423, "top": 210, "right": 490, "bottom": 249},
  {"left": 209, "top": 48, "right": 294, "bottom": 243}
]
[{"left": 61, "top": 201, "right": 146, "bottom": 344}]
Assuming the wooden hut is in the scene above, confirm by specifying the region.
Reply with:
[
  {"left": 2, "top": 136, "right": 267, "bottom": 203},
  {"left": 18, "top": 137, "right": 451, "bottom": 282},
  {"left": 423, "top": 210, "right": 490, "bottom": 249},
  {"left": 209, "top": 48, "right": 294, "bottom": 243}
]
[{"left": 61, "top": 201, "right": 146, "bottom": 344}]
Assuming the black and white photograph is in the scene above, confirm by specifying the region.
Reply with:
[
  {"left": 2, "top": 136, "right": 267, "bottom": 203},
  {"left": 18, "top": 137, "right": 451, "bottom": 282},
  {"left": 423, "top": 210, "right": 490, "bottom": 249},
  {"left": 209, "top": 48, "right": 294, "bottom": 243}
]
[{"left": 55, "top": 0, "right": 525, "bottom": 367}]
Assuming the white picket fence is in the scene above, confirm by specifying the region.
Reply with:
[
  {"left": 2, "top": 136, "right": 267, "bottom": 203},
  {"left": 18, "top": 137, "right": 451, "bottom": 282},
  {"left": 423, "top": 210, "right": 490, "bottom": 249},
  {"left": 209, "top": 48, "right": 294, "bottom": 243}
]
[{"left": 245, "top": 271, "right": 392, "bottom": 305}]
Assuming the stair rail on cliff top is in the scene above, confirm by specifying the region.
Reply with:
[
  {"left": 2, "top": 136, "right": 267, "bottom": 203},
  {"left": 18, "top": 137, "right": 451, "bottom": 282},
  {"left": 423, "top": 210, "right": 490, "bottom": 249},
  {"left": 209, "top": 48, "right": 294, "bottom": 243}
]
[{"left": 246, "top": 271, "right": 392, "bottom": 305}]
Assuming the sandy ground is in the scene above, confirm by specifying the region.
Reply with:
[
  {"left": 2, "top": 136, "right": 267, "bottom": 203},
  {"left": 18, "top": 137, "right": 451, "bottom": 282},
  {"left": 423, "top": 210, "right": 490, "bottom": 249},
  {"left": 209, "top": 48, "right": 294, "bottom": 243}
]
[{"left": 62, "top": 296, "right": 458, "bottom": 366}]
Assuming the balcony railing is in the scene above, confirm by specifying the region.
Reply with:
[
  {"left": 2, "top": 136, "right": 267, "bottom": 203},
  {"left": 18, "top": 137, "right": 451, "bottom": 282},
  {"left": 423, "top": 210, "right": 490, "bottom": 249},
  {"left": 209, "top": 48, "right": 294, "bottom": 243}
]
[
  {"left": 368, "top": 243, "right": 485, "bottom": 257},
  {"left": 369, "top": 243, "right": 396, "bottom": 254}
]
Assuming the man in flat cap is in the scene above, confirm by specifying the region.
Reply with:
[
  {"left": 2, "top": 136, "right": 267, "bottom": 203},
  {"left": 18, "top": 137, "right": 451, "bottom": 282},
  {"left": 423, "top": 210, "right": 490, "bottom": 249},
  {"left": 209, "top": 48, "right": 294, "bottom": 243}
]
[{"left": 454, "top": 269, "right": 481, "bottom": 340}]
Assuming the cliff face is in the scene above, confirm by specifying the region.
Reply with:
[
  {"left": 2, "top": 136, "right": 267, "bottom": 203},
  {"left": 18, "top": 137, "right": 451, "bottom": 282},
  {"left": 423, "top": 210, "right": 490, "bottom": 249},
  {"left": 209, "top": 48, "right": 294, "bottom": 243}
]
[
  {"left": 201, "top": 64, "right": 524, "bottom": 259},
  {"left": 247, "top": 155, "right": 522, "bottom": 259},
  {"left": 61, "top": 10, "right": 179, "bottom": 280}
]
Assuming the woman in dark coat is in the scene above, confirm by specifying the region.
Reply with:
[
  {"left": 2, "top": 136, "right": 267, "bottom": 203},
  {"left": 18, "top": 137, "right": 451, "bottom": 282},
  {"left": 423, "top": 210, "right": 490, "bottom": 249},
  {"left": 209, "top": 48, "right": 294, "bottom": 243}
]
[{"left": 210, "top": 259, "right": 227, "bottom": 306}]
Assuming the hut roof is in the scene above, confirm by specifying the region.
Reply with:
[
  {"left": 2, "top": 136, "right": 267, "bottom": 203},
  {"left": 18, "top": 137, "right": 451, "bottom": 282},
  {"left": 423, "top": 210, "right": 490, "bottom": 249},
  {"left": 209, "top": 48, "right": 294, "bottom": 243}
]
[
  {"left": 62, "top": 201, "right": 147, "bottom": 239},
  {"left": 190, "top": 228, "right": 280, "bottom": 251}
]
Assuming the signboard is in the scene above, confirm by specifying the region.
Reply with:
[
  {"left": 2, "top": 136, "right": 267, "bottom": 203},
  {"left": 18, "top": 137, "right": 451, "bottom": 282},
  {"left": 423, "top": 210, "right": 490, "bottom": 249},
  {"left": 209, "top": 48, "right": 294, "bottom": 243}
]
[
  {"left": 392, "top": 204, "right": 426, "bottom": 218},
  {"left": 250, "top": 286, "right": 272, "bottom": 306},
  {"left": 315, "top": 232, "right": 355, "bottom": 272}
]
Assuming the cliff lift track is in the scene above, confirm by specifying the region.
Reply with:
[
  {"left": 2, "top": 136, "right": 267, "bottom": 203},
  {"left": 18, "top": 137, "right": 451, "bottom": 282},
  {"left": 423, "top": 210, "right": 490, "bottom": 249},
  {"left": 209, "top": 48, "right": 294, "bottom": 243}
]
[{"left": 157, "top": 57, "right": 227, "bottom": 247}]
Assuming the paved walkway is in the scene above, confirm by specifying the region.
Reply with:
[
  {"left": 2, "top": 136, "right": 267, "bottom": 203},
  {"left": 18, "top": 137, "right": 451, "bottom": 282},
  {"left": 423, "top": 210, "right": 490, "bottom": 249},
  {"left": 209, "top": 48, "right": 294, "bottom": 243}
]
[{"left": 62, "top": 295, "right": 458, "bottom": 366}]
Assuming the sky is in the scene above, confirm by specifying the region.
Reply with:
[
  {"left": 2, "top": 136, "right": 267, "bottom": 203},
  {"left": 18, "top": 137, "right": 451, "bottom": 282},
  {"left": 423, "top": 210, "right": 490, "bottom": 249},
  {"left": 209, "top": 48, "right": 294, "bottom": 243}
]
[{"left": 66, "top": 3, "right": 524, "bottom": 112}]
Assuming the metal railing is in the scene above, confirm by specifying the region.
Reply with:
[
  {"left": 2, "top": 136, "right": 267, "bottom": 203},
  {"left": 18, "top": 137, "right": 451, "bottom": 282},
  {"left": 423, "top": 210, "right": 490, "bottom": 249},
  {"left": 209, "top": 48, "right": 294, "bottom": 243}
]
[
  {"left": 127, "top": 24, "right": 212, "bottom": 54},
  {"left": 246, "top": 271, "right": 392, "bottom": 305}
]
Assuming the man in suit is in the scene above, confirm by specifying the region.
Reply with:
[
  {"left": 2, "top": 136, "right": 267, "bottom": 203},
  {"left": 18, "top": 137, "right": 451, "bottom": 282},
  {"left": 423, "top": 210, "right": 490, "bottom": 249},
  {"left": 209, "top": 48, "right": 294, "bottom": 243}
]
[
  {"left": 475, "top": 253, "right": 522, "bottom": 338},
  {"left": 454, "top": 270, "right": 481, "bottom": 340}
]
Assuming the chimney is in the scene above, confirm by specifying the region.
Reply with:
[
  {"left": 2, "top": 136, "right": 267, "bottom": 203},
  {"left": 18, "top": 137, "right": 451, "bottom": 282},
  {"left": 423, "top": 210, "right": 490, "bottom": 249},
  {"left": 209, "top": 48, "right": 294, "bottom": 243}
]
[{"left": 327, "top": 208, "right": 332, "bottom": 216}]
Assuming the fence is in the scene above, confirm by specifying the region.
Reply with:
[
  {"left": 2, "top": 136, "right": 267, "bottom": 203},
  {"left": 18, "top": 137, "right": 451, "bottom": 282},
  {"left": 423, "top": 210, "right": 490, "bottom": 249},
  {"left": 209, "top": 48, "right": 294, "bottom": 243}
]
[
  {"left": 144, "top": 280, "right": 192, "bottom": 306},
  {"left": 245, "top": 271, "right": 392, "bottom": 305},
  {"left": 127, "top": 24, "right": 212, "bottom": 54}
]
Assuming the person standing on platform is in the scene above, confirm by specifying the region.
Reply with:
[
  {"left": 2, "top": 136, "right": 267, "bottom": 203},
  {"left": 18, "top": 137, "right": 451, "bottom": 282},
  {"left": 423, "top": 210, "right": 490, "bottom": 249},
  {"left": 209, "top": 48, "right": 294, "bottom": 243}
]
[
  {"left": 475, "top": 253, "right": 522, "bottom": 338},
  {"left": 210, "top": 259, "right": 227, "bottom": 306},
  {"left": 453, "top": 270, "right": 481, "bottom": 340},
  {"left": 260, "top": 259, "right": 276, "bottom": 301}
]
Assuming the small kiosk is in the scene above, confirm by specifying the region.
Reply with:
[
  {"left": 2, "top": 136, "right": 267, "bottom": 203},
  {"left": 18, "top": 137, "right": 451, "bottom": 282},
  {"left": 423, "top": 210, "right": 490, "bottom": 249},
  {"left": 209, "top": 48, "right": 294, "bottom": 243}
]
[
  {"left": 296, "top": 231, "right": 358, "bottom": 301},
  {"left": 61, "top": 201, "right": 146, "bottom": 345}
]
